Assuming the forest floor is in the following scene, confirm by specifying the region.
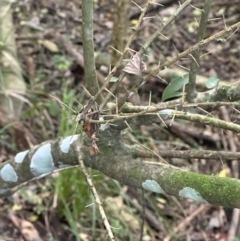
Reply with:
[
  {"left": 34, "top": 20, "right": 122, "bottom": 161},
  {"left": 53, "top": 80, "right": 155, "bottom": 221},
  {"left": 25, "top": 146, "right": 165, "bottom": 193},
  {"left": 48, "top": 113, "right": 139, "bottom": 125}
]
[{"left": 0, "top": 0, "right": 240, "bottom": 240}]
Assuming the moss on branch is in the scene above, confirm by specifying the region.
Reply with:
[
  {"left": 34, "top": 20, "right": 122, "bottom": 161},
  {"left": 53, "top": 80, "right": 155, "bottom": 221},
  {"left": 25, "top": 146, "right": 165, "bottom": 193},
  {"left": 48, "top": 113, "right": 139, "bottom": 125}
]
[{"left": 1, "top": 128, "right": 240, "bottom": 208}]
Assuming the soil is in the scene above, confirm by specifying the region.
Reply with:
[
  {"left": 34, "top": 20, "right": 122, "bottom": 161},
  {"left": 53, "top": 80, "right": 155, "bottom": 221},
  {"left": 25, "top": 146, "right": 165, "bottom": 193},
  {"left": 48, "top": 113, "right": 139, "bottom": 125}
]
[{"left": 0, "top": 0, "right": 240, "bottom": 240}]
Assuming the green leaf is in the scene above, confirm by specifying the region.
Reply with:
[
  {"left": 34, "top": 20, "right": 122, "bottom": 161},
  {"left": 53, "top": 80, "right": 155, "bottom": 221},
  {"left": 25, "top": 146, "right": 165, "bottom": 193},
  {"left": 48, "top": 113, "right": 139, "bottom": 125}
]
[
  {"left": 162, "top": 74, "right": 189, "bottom": 101},
  {"left": 206, "top": 76, "right": 219, "bottom": 89},
  {"left": 110, "top": 77, "right": 119, "bottom": 82}
]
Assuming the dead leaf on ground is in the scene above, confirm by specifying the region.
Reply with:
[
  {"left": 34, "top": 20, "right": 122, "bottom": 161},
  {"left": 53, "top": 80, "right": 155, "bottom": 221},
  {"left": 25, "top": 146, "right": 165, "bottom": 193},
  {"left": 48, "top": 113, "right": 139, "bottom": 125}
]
[
  {"left": 8, "top": 212, "right": 43, "bottom": 241},
  {"left": 106, "top": 196, "right": 140, "bottom": 232},
  {"left": 38, "top": 39, "right": 59, "bottom": 52}
]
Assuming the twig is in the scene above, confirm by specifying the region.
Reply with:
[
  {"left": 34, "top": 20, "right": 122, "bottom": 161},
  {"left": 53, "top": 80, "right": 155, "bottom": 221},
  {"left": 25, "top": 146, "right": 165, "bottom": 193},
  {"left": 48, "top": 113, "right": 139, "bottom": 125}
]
[
  {"left": 120, "top": 101, "right": 240, "bottom": 115},
  {"left": 78, "top": 157, "right": 115, "bottom": 241},
  {"left": 140, "top": 0, "right": 193, "bottom": 54},
  {"left": 133, "top": 148, "right": 240, "bottom": 160},
  {"left": 167, "top": 110, "right": 240, "bottom": 133},
  {"left": 84, "top": 100, "right": 240, "bottom": 126},
  {"left": 227, "top": 209, "right": 240, "bottom": 241},
  {"left": 163, "top": 205, "right": 210, "bottom": 241},
  {"left": 139, "top": 188, "right": 145, "bottom": 241},
  {"left": 145, "top": 21, "right": 240, "bottom": 80},
  {"left": 79, "top": 0, "right": 152, "bottom": 121},
  {"left": 85, "top": 106, "right": 240, "bottom": 135},
  {"left": 100, "top": 0, "right": 152, "bottom": 109},
  {"left": 187, "top": 0, "right": 213, "bottom": 102},
  {"left": 220, "top": 106, "right": 240, "bottom": 241},
  {"left": 105, "top": 0, "right": 193, "bottom": 110}
]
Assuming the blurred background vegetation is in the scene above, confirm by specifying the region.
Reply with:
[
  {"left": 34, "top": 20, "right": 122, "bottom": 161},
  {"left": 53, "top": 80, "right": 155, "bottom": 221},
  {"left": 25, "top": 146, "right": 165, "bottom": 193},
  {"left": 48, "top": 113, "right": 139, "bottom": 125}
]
[{"left": 0, "top": 0, "right": 240, "bottom": 240}]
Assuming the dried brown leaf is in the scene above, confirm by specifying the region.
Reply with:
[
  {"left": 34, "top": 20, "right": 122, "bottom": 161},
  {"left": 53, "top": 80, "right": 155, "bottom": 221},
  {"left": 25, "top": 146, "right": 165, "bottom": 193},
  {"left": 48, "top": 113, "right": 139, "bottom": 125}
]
[
  {"left": 90, "top": 142, "right": 100, "bottom": 155},
  {"left": 38, "top": 39, "right": 59, "bottom": 52},
  {"left": 9, "top": 213, "right": 43, "bottom": 241},
  {"left": 123, "top": 52, "right": 146, "bottom": 76},
  {"left": 81, "top": 105, "right": 100, "bottom": 155}
]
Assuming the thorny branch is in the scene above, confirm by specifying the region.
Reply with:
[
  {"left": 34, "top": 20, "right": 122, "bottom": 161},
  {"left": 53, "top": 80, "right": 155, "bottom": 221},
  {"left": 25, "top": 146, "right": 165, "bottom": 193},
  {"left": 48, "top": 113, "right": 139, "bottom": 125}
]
[
  {"left": 80, "top": 0, "right": 152, "bottom": 118},
  {"left": 133, "top": 148, "right": 240, "bottom": 161},
  {"left": 102, "top": 0, "right": 193, "bottom": 109},
  {"left": 145, "top": 21, "right": 240, "bottom": 80},
  {"left": 2, "top": 134, "right": 240, "bottom": 208}
]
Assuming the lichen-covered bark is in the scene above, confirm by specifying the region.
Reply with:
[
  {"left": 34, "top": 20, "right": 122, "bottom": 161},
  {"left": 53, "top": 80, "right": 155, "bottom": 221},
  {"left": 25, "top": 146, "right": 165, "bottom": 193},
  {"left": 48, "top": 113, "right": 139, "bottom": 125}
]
[
  {"left": 195, "top": 81, "right": 240, "bottom": 103},
  {"left": 1, "top": 127, "right": 240, "bottom": 208},
  {"left": 120, "top": 81, "right": 240, "bottom": 115}
]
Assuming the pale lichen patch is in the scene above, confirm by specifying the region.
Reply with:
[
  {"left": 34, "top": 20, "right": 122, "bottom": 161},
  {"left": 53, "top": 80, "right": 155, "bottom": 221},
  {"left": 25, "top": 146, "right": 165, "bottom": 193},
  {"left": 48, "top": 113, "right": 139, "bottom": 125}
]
[
  {"left": 60, "top": 135, "right": 78, "bottom": 153},
  {"left": 0, "top": 188, "right": 11, "bottom": 195},
  {"left": 142, "top": 180, "right": 166, "bottom": 194},
  {"left": 179, "top": 187, "right": 208, "bottom": 203},
  {"left": 99, "top": 117, "right": 109, "bottom": 131},
  {"left": 30, "top": 143, "right": 56, "bottom": 176},
  {"left": 15, "top": 150, "right": 29, "bottom": 163},
  {"left": 0, "top": 164, "right": 18, "bottom": 182}
]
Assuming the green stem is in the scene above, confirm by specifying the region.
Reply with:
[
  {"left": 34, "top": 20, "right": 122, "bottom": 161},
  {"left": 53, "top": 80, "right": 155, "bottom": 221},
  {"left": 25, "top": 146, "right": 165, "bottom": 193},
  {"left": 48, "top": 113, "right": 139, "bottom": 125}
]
[
  {"left": 187, "top": 0, "right": 213, "bottom": 102},
  {"left": 82, "top": 0, "right": 103, "bottom": 103}
]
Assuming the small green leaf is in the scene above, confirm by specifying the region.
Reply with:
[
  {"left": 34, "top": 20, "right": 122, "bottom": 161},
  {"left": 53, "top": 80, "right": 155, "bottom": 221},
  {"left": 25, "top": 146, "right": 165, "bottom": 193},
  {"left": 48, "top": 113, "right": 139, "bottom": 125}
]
[
  {"left": 110, "top": 77, "right": 119, "bottom": 82},
  {"left": 206, "top": 76, "right": 219, "bottom": 89},
  {"left": 162, "top": 74, "right": 189, "bottom": 101}
]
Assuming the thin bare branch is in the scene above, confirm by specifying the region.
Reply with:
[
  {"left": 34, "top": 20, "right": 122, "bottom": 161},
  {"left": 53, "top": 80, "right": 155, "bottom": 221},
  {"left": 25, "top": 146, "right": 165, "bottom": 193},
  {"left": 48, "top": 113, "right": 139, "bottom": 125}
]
[
  {"left": 145, "top": 21, "right": 240, "bottom": 80},
  {"left": 78, "top": 157, "right": 115, "bottom": 241}
]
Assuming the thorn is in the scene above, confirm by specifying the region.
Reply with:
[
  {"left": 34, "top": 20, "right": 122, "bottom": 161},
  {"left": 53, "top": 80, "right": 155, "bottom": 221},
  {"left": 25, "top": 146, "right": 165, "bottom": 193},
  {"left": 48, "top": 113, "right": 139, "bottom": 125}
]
[
  {"left": 156, "top": 113, "right": 168, "bottom": 128},
  {"left": 181, "top": 84, "right": 186, "bottom": 105},
  {"left": 143, "top": 16, "right": 157, "bottom": 20},
  {"left": 49, "top": 94, "right": 77, "bottom": 114},
  {"left": 109, "top": 46, "right": 123, "bottom": 55},
  {"left": 172, "top": 43, "right": 179, "bottom": 55},
  {"left": 189, "top": 54, "right": 199, "bottom": 66},
  {"left": 148, "top": 91, "right": 152, "bottom": 107},
  {"left": 128, "top": 48, "right": 137, "bottom": 54},
  {"left": 222, "top": 12, "right": 227, "bottom": 29},
  {"left": 103, "top": 88, "right": 118, "bottom": 114},
  {"left": 82, "top": 85, "right": 92, "bottom": 97},
  {"left": 194, "top": 17, "right": 200, "bottom": 28},
  {"left": 197, "top": 107, "right": 213, "bottom": 116},
  {"left": 131, "top": 1, "right": 143, "bottom": 11},
  {"left": 124, "top": 120, "right": 133, "bottom": 132},
  {"left": 156, "top": 13, "right": 164, "bottom": 25},
  {"left": 159, "top": 32, "right": 169, "bottom": 40},
  {"left": 151, "top": 2, "right": 164, "bottom": 7},
  {"left": 138, "top": 143, "right": 168, "bottom": 164},
  {"left": 190, "top": 4, "right": 203, "bottom": 12},
  {"left": 200, "top": 51, "right": 212, "bottom": 58}
]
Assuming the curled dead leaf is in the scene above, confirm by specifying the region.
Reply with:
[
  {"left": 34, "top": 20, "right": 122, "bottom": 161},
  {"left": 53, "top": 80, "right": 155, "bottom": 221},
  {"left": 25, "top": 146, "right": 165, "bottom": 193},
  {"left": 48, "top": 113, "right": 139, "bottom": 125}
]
[
  {"left": 123, "top": 52, "right": 146, "bottom": 76},
  {"left": 81, "top": 105, "right": 100, "bottom": 155}
]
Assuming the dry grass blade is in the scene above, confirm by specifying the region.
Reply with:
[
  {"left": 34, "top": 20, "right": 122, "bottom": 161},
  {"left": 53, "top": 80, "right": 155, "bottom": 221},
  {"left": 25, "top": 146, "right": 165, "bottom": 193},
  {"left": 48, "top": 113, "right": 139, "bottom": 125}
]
[{"left": 49, "top": 94, "right": 77, "bottom": 114}]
